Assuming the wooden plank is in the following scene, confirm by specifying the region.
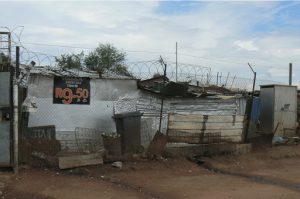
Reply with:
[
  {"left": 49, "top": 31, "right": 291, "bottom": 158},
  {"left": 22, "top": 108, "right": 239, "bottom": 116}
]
[
  {"left": 168, "top": 135, "right": 242, "bottom": 143},
  {"left": 167, "top": 136, "right": 201, "bottom": 144},
  {"left": 169, "top": 114, "right": 244, "bottom": 123},
  {"left": 167, "top": 129, "right": 243, "bottom": 137},
  {"left": 59, "top": 152, "right": 103, "bottom": 169},
  {"left": 221, "top": 136, "right": 242, "bottom": 142},
  {"left": 168, "top": 121, "right": 244, "bottom": 130},
  {"left": 166, "top": 114, "right": 245, "bottom": 144},
  {"left": 167, "top": 129, "right": 243, "bottom": 144}
]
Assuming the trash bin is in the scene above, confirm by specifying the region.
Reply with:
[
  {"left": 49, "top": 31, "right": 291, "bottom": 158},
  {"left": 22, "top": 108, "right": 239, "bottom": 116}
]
[{"left": 113, "top": 111, "right": 143, "bottom": 154}]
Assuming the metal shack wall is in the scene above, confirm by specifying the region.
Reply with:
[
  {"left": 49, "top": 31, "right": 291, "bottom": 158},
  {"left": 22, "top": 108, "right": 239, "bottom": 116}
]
[
  {"left": 247, "top": 97, "right": 261, "bottom": 139},
  {"left": 0, "top": 72, "right": 11, "bottom": 166},
  {"left": 274, "top": 85, "right": 297, "bottom": 136},
  {"left": 125, "top": 92, "right": 246, "bottom": 145},
  {"left": 260, "top": 85, "right": 297, "bottom": 135},
  {"left": 0, "top": 72, "right": 10, "bottom": 106},
  {"left": 27, "top": 74, "right": 137, "bottom": 149},
  {"left": 259, "top": 86, "right": 274, "bottom": 134}
]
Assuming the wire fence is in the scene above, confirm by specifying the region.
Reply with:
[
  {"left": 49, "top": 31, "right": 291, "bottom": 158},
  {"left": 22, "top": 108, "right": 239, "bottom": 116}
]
[
  {"left": 126, "top": 60, "right": 282, "bottom": 91},
  {"left": 127, "top": 60, "right": 211, "bottom": 81},
  {"left": 1, "top": 27, "right": 285, "bottom": 91},
  {"left": 206, "top": 74, "right": 282, "bottom": 91},
  {"left": 0, "top": 27, "right": 57, "bottom": 67}
]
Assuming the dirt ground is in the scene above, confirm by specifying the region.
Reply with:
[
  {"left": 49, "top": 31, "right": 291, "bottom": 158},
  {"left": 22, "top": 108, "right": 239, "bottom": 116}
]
[{"left": 2, "top": 145, "right": 300, "bottom": 199}]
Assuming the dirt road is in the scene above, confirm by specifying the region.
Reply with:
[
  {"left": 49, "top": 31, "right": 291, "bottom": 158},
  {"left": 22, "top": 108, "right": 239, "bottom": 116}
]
[
  {"left": 2, "top": 169, "right": 146, "bottom": 199},
  {"left": 2, "top": 145, "right": 300, "bottom": 199}
]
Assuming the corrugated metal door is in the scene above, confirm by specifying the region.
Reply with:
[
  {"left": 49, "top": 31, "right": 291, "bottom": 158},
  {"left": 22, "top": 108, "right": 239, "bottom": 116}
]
[
  {"left": 247, "top": 97, "right": 261, "bottom": 138},
  {"left": 259, "top": 87, "right": 274, "bottom": 134},
  {"left": 0, "top": 72, "right": 11, "bottom": 166}
]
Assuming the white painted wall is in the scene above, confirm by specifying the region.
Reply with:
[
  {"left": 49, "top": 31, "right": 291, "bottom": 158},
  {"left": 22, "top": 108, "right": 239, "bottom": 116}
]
[{"left": 27, "top": 75, "right": 138, "bottom": 150}]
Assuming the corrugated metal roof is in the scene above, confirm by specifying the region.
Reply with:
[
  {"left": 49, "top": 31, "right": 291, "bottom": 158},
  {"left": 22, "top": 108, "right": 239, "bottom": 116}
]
[
  {"left": 21, "top": 65, "right": 135, "bottom": 80},
  {"left": 260, "top": 84, "right": 297, "bottom": 88}
]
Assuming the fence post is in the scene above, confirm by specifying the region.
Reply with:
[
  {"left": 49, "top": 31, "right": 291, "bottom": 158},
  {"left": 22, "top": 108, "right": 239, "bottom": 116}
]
[
  {"left": 230, "top": 75, "right": 236, "bottom": 90},
  {"left": 13, "top": 46, "right": 19, "bottom": 174},
  {"left": 289, "top": 63, "right": 292, "bottom": 85},
  {"left": 206, "top": 73, "right": 209, "bottom": 85},
  {"left": 244, "top": 63, "right": 256, "bottom": 143},
  {"left": 175, "top": 42, "right": 178, "bottom": 82},
  {"left": 225, "top": 72, "right": 230, "bottom": 87}
]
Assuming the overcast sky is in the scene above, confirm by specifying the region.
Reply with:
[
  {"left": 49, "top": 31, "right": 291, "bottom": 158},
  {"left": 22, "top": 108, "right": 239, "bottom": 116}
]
[{"left": 1, "top": 0, "right": 300, "bottom": 84}]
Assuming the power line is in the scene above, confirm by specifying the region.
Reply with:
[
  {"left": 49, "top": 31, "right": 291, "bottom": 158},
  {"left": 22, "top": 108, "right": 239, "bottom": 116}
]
[
  {"left": 22, "top": 42, "right": 175, "bottom": 55},
  {"left": 179, "top": 44, "right": 207, "bottom": 52},
  {"left": 177, "top": 44, "right": 298, "bottom": 71},
  {"left": 124, "top": 49, "right": 174, "bottom": 55},
  {"left": 179, "top": 53, "right": 246, "bottom": 65},
  {"left": 23, "top": 42, "right": 95, "bottom": 50},
  {"left": 19, "top": 41, "right": 298, "bottom": 73},
  {"left": 23, "top": 41, "right": 249, "bottom": 65},
  {"left": 5, "top": 26, "right": 297, "bottom": 76}
]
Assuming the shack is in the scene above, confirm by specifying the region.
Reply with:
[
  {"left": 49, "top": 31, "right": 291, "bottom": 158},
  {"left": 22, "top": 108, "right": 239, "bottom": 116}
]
[
  {"left": 259, "top": 84, "right": 297, "bottom": 137},
  {"left": 22, "top": 67, "right": 248, "bottom": 152}
]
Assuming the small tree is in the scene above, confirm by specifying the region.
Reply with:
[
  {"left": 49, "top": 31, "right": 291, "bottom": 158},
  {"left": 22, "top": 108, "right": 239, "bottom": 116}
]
[
  {"left": 55, "top": 44, "right": 131, "bottom": 76},
  {"left": 85, "top": 44, "right": 129, "bottom": 76},
  {"left": 55, "top": 52, "right": 84, "bottom": 70}
]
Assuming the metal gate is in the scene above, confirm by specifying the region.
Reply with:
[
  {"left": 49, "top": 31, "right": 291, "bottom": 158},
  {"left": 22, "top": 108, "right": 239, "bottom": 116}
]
[{"left": 0, "top": 72, "right": 11, "bottom": 166}]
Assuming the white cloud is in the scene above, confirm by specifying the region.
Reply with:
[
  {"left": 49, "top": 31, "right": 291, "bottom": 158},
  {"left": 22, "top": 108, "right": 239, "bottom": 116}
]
[
  {"left": 1, "top": 1, "right": 300, "bottom": 83},
  {"left": 27, "top": 26, "right": 76, "bottom": 37},
  {"left": 267, "top": 68, "right": 289, "bottom": 77},
  {"left": 234, "top": 40, "right": 259, "bottom": 51}
]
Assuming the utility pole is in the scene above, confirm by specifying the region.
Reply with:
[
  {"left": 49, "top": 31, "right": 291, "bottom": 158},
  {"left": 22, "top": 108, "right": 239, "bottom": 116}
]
[
  {"left": 248, "top": 64, "right": 256, "bottom": 99},
  {"left": 289, "top": 63, "right": 292, "bottom": 85},
  {"left": 175, "top": 42, "right": 178, "bottom": 82},
  {"left": 244, "top": 63, "right": 256, "bottom": 143}
]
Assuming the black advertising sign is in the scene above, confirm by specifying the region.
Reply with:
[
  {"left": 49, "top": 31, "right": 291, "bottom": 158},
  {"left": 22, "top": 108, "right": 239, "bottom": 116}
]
[{"left": 53, "top": 76, "right": 90, "bottom": 105}]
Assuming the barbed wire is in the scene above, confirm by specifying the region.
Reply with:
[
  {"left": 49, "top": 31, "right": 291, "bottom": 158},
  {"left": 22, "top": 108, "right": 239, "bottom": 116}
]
[
  {"left": 0, "top": 26, "right": 59, "bottom": 67},
  {"left": 0, "top": 26, "right": 285, "bottom": 91},
  {"left": 125, "top": 60, "right": 283, "bottom": 91}
]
